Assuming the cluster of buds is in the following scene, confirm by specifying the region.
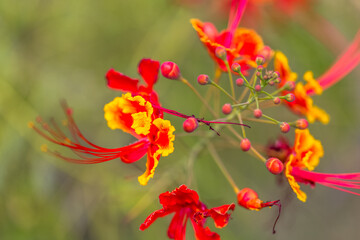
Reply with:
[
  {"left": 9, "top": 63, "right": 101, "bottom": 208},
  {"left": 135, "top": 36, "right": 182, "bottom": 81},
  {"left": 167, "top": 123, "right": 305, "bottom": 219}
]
[{"left": 30, "top": 0, "right": 360, "bottom": 239}]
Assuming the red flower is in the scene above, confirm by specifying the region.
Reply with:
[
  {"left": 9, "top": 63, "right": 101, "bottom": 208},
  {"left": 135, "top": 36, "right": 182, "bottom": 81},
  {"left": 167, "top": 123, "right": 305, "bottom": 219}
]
[
  {"left": 284, "top": 129, "right": 360, "bottom": 202},
  {"left": 140, "top": 185, "right": 235, "bottom": 240},
  {"left": 191, "top": 0, "right": 270, "bottom": 74},
  {"left": 31, "top": 59, "right": 175, "bottom": 186}
]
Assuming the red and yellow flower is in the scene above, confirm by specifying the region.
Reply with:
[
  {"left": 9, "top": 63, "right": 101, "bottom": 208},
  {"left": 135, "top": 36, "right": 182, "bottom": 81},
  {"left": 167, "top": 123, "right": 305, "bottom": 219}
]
[
  {"left": 285, "top": 129, "right": 360, "bottom": 202},
  {"left": 140, "top": 185, "right": 235, "bottom": 240},
  {"left": 191, "top": 0, "right": 270, "bottom": 74},
  {"left": 31, "top": 59, "right": 175, "bottom": 186},
  {"left": 274, "top": 51, "right": 329, "bottom": 124}
]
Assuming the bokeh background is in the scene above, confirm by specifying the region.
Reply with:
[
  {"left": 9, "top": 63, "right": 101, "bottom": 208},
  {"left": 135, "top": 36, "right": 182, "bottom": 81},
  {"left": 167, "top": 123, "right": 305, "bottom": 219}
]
[{"left": 1, "top": 0, "right": 360, "bottom": 239}]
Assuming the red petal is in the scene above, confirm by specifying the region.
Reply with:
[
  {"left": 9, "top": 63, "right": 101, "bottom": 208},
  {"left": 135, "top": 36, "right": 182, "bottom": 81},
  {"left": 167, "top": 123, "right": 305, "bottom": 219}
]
[
  {"left": 106, "top": 68, "right": 139, "bottom": 92},
  {"left": 191, "top": 219, "right": 220, "bottom": 240},
  {"left": 159, "top": 185, "right": 200, "bottom": 208},
  {"left": 138, "top": 59, "right": 160, "bottom": 90},
  {"left": 119, "top": 140, "right": 150, "bottom": 163},
  {"left": 139, "top": 209, "right": 170, "bottom": 231},
  {"left": 167, "top": 210, "right": 188, "bottom": 240},
  {"left": 206, "top": 204, "right": 235, "bottom": 228}
]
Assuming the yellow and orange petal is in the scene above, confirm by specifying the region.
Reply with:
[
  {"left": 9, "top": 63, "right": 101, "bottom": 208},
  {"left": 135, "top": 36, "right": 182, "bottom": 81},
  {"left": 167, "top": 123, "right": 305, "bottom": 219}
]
[
  {"left": 285, "top": 155, "right": 307, "bottom": 202},
  {"left": 292, "top": 129, "right": 324, "bottom": 171},
  {"left": 274, "top": 51, "right": 298, "bottom": 87},
  {"left": 104, "top": 93, "right": 153, "bottom": 136},
  {"left": 303, "top": 71, "right": 323, "bottom": 95},
  {"left": 292, "top": 82, "right": 330, "bottom": 124},
  {"left": 137, "top": 118, "right": 175, "bottom": 186}
]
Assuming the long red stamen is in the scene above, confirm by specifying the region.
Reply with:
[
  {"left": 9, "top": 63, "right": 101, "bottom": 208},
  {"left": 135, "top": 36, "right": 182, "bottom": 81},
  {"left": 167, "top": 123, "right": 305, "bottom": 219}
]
[
  {"left": 261, "top": 200, "right": 281, "bottom": 234},
  {"left": 291, "top": 167, "right": 360, "bottom": 196},
  {"left": 31, "top": 102, "right": 150, "bottom": 164},
  {"left": 308, "top": 30, "right": 360, "bottom": 94}
]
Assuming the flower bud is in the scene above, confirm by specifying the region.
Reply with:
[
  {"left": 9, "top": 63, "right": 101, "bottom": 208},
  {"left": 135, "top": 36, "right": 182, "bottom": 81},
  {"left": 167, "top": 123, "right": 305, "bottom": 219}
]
[
  {"left": 161, "top": 61, "right": 181, "bottom": 80},
  {"left": 255, "top": 84, "right": 261, "bottom": 92},
  {"left": 279, "top": 122, "right": 290, "bottom": 133},
  {"left": 215, "top": 47, "right": 226, "bottom": 60},
  {"left": 296, "top": 118, "right": 308, "bottom": 129},
  {"left": 268, "top": 80, "right": 275, "bottom": 86},
  {"left": 222, "top": 103, "right": 233, "bottom": 115},
  {"left": 231, "top": 63, "right": 241, "bottom": 73},
  {"left": 236, "top": 78, "right": 244, "bottom": 86},
  {"left": 197, "top": 74, "right": 210, "bottom": 85},
  {"left": 255, "top": 55, "right": 265, "bottom": 65},
  {"left": 237, "top": 188, "right": 262, "bottom": 210},
  {"left": 273, "top": 97, "right": 281, "bottom": 104},
  {"left": 285, "top": 81, "right": 296, "bottom": 91},
  {"left": 285, "top": 93, "right": 295, "bottom": 102},
  {"left": 253, "top": 109, "right": 262, "bottom": 118},
  {"left": 240, "top": 138, "right": 251, "bottom": 151},
  {"left": 266, "top": 157, "right": 284, "bottom": 175},
  {"left": 183, "top": 117, "right": 198, "bottom": 133},
  {"left": 272, "top": 71, "right": 280, "bottom": 78},
  {"left": 257, "top": 65, "right": 263, "bottom": 71}
]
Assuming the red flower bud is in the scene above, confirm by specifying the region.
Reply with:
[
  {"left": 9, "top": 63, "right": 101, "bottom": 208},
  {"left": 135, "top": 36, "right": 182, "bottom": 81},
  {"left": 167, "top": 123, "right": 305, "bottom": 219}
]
[
  {"left": 236, "top": 78, "right": 244, "bottom": 86},
  {"left": 266, "top": 157, "right": 284, "bottom": 175},
  {"left": 285, "top": 93, "right": 295, "bottom": 102},
  {"left": 255, "top": 84, "right": 261, "bottom": 92},
  {"left": 215, "top": 47, "right": 226, "bottom": 60},
  {"left": 183, "top": 117, "right": 198, "bottom": 133},
  {"left": 296, "top": 118, "right": 309, "bottom": 129},
  {"left": 197, "top": 74, "right": 210, "bottom": 85},
  {"left": 237, "top": 188, "right": 262, "bottom": 210},
  {"left": 273, "top": 97, "right": 281, "bottom": 104},
  {"left": 240, "top": 138, "right": 251, "bottom": 151},
  {"left": 255, "top": 55, "right": 265, "bottom": 65},
  {"left": 253, "top": 109, "right": 262, "bottom": 118},
  {"left": 222, "top": 103, "right": 233, "bottom": 115},
  {"left": 285, "top": 81, "right": 296, "bottom": 91},
  {"left": 279, "top": 122, "right": 290, "bottom": 133},
  {"left": 231, "top": 63, "right": 241, "bottom": 73},
  {"left": 161, "top": 61, "right": 181, "bottom": 80}
]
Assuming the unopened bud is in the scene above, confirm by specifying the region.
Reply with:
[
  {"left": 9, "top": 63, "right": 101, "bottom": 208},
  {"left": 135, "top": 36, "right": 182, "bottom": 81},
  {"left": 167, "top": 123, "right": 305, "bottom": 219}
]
[
  {"left": 240, "top": 138, "right": 251, "bottom": 151},
  {"left": 253, "top": 109, "right": 262, "bottom": 118},
  {"left": 255, "top": 84, "right": 261, "bottom": 92},
  {"left": 285, "top": 81, "right": 296, "bottom": 91},
  {"left": 215, "top": 47, "right": 227, "bottom": 60},
  {"left": 266, "top": 157, "right": 284, "bottom": 175},
  {"left": 237, "top": 188, "right": 262, "bottom": 210},
  {"left": 257, "top": 65, "right": 264, "bottom": 71},
  {"left": 236, "top": 78, "right": 244, "bottom": 86},
  {"left": 255, "top": 55, "right": 265, "bottom": 65},
  {"left": 268, "top": 80, "right": 275, "bottom": 86},
  {"left": 161, "top": 61, "right": 181, "bottom": 80},
  {"left": 273, "top": 97, "right": 281, "bottom": 104},
  {"left": 197, "top": 74, "right": 210, "bottom": 85},
  {"left": 296, "top": 118, "right": 308, "bottom": 129},
  {"left": 222, "top": 103, "right": 233, "bottom": 115},
  {"left": 272, "top": 71, "right": 280, "bottom": 78},
  {"left": 183, "top": 117, "right": 198, "bottom": 133},
  {"left": 279, "top": 122, "right": 290, "bottom": 133},
  {"left": 285, "top": 93, "right": 295, "bottom": 102},
  {"left": 231, "top": 63, "right": 241, "bottom": 73}
]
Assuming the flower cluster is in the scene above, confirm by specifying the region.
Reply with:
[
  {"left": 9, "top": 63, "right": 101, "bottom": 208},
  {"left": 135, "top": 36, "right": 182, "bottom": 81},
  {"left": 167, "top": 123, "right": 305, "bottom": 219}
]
[{"left": 31, "top": 0, "right": 360, "bottom": 239}]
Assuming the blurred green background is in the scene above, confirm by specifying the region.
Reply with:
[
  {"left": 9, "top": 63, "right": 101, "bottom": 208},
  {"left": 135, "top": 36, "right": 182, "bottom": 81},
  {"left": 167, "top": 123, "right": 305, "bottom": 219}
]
[{"left": 0, "top": 0, "right": 359, "bottom": 239}]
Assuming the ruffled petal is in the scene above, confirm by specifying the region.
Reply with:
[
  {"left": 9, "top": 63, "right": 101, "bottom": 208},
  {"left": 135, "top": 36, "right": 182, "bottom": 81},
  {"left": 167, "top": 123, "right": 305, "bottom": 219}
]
[
  {"left": 204, "top": 204, "right": 235, "bottom": 228},
  {"left": 106, "top": 68, "right": 139, "bottom": 92},
  {"left": 138, "top": 59, "right": 160, "bottom": 90},
  {"left": 139, "top": 208, "right": 170, "bottom": 231}
]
